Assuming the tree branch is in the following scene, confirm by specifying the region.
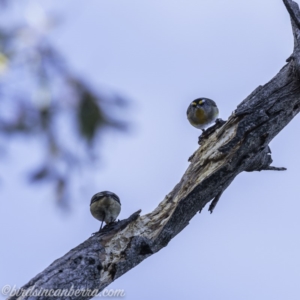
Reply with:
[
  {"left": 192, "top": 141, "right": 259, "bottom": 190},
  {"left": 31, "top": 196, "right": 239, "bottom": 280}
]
[{"left": 8, "top": 1, "right": 300, "bottom": 299}]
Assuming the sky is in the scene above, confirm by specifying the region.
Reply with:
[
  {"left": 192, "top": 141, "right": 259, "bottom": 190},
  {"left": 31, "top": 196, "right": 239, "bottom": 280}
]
[{"left": 1, "top": 0, "right": 300, "bottom": 299}]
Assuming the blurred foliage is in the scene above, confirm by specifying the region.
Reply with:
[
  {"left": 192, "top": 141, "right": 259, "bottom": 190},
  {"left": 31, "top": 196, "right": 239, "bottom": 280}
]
[{"left": 0, "top": 1, "right": 129, "bottom": 208}]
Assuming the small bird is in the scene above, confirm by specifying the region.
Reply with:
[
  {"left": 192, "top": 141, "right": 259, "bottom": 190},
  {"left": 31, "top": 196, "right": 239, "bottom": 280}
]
[
  {"left": 90, "top": 191, "right": 121, "bottom": 232},
  {"left": 187, "top": 98, "right": 219, "bottom": 131}
]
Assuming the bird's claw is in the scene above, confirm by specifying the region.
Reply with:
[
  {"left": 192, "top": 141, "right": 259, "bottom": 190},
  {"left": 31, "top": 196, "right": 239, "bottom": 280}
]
[{"left": 198, "top": 118, "right": 226, "bottom": 145}]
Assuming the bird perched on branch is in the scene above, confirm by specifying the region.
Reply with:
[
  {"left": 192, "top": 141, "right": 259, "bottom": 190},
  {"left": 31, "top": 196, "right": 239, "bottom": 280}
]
[
  {"left": 187, "top": 98, "right": 219, "bottom": 131},
  {"left": 90, "top": 191, "right": 121, "bottom": 232}
]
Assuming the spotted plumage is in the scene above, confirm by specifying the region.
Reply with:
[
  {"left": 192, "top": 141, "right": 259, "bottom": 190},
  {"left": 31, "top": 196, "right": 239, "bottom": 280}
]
[
  {"left": 90, "top": 191, "right": 121, "bottom": 232},
  {"left": 187, "top": 98, "right": 219, "bottom": 130}
]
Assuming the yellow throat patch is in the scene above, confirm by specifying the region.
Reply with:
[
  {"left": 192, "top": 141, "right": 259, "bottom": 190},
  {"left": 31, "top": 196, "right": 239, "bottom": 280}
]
[{"left": 194, "top": 108, "right": 207, "bottom": 124}]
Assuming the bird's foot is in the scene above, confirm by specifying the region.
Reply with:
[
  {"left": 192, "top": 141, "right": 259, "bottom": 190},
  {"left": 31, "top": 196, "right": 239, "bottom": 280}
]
[
  {"left": 215, "top": 118, "right": 226, "bottom": 126},
  {"left": 100, "top": 221, "right": 119, "bottom": 232},
  {"left": 198, "top": 118, "right": 226, "bottom": 145}
]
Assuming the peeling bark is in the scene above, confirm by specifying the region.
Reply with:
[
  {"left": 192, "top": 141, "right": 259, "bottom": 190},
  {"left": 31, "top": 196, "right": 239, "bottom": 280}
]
[{"left": 7, "top": 1, "right": 300, "bottom": 299}]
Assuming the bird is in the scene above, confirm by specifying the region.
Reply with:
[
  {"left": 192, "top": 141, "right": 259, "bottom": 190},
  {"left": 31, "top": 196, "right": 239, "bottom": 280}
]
[
  {"left": 187, "top": 98, "right": 219, "bottom": 131},
  {"left": 90, "top": 191, "right": 121, "bottom": 232}
]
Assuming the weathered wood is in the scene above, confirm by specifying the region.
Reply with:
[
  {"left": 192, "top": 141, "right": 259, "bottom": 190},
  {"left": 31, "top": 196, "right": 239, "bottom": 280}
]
[{"left": 7, "top": 1, "right": 300, "bottom": 299}]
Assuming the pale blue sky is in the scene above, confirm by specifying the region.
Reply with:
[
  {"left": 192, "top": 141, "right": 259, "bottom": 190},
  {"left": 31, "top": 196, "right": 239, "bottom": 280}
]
[{"left": 1, "top": 1, "right": 300, "bottom": 299}]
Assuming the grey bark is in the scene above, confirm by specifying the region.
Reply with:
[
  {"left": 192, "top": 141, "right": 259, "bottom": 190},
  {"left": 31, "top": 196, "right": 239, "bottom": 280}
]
[{"left": 7, "top": 1, "right": 300, "bottom": 299}]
